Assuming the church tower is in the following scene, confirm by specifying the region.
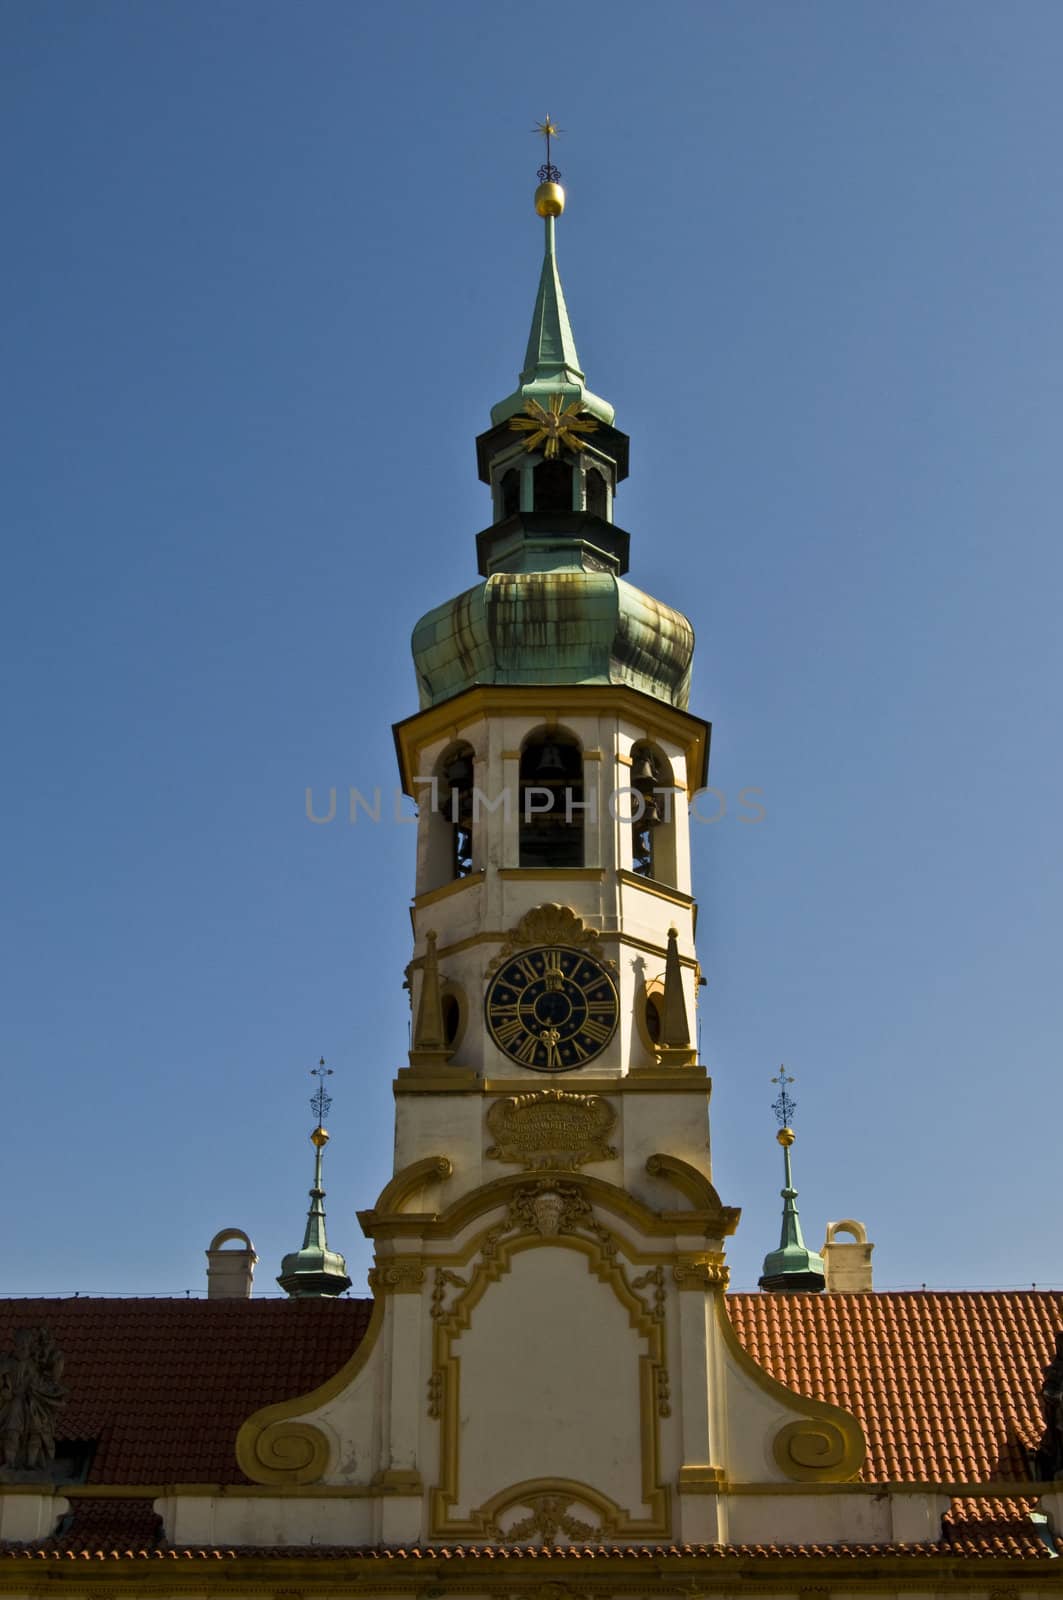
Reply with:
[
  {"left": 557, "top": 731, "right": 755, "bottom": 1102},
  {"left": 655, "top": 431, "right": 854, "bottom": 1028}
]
[
  {"left": 234, "top": 148, "right": 865, "bottom": 1551},
  {"left": 392, "top": 148, "right": 714, "bottom": 1182}
]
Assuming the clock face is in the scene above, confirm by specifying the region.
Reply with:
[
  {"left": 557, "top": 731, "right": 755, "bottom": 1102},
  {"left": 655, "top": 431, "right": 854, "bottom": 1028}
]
[{"left": 485, "top": 945, "right": 619, "bottom": 1072}]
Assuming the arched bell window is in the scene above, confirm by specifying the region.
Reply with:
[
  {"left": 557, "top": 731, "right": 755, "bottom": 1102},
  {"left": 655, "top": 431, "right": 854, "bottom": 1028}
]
[
  {"left": 629, "top": 742, "right": 678, "bottom": 887},
  {"left": 499, "top": 467, "right": 521, "bottom": 519},
  {"left": 437, "top": 741, "right": 475, "bottom": 879},
  {"left": 534, "top": 458, "right": 573, "bottom": 512},
  {"left": 519, "top": 729, "right": 583, "bottom": 869},
  {"left": 585, "top": 465, "right": 608, "bottom": 520}
]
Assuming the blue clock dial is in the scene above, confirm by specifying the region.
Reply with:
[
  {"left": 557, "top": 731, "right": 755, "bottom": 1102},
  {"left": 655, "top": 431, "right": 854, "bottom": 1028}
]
[{"left": 485, "top": 944, "right": 619, "bottom": 1072}]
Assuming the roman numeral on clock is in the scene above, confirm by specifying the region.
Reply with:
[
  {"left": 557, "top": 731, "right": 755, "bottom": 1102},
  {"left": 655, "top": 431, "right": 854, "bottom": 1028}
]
[{"left": 580, "top": 1018, "right": 613, "bottom": 1046}]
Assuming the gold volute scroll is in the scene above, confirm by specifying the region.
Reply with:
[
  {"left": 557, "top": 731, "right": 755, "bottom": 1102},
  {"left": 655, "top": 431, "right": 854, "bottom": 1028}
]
[
  {"left": 486, "top": 1089, "right": 617, "bottom": 1171},
  {"left": 236, "top": 1420, "right": 330, "bottom": 1486},
  {"left": 773, "top": 1417, "right": 865, "bottom": 1483}
]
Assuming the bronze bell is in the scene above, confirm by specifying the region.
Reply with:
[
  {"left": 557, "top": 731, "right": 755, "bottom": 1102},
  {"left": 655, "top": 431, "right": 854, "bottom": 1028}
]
[
  {"left": 440, "top": 752, "right": 474, "bottom": 822},
  {"left": 534, "top": 743, "right": 567, "bottom": 780},
  {"left": 631, "top": 750, "right": 661, "bottom": 827}
]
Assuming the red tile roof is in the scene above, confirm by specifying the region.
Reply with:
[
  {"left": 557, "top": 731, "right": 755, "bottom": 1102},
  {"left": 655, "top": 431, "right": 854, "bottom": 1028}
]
[
  {"left": 0, "top": 1298, "right": 371, "bottom": 1485},
  {"left": 0, "top": 1289, "right": 1059, "bottom": 1564},
  {"left": 726, "top": 1289, "right": 1062, "bottom": 1483}
]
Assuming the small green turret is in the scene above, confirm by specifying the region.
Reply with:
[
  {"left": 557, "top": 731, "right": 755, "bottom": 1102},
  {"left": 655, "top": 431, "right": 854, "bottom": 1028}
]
[
  {"left": 759, "top": 1070, "right": 826, "bottom": 1294},
  {"left": 278, "top": 1061, "right": 351, "bottom": 1300}
]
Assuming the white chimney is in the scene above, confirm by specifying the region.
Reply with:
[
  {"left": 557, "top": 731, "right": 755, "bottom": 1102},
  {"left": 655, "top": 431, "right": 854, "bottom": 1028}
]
[
  {"left": 206, "top": 1228, "right": 258, "bottom": 1299},
  {"left": 822, "top": 1219, "right": 874, "bottom": 1292}
]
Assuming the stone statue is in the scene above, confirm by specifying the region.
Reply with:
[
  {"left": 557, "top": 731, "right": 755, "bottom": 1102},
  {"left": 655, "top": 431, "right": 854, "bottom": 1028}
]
[
  {"left": 1035, "top": 1330, "right": 1063, "bottom": 1481},
  {"left": 0, "top": 1328, "right": 66, "bottom": 1471}
]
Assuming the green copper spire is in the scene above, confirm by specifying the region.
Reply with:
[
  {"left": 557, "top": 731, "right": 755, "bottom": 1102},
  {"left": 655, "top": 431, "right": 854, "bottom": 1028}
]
[
  {"left": 490, "top": 135, "right": 614, "bottom": 427},
  {"left": 759, "top": 1070, "right": 826, "bottom": 1294},
  {"left": 277, "top": 1060, "right": 352, "bottom": 1300},
  {"left": 520, "top": 214, "right": 584, "bottom": 387}
]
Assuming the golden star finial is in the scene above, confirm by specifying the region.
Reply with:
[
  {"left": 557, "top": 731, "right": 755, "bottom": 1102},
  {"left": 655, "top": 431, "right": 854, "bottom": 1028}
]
[
  {"left": 532, "top": 116, "right": 563, "bottom": 174},
  {"left": 508, "top": 392, "right": 598, "bottom": 460}
]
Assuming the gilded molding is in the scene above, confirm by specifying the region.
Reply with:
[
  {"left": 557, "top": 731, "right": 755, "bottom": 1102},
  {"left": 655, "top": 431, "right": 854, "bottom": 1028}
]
[
  {"left": 412, "top": 869, "right": 485, "bottom": 909},
  {"left": 366, "top": 1258, "right": 425, "bottom": 1293},
  {"left": 646, "top": 1152, "right": 740, "bottom": 1236},
  {"left": 365, "top": 1167, "right": 733, "bottom": 1246},
  {"left": 370, "top": 1155, "right": 453, "bottom": 1216},
  {"left": 427, "top": 1183, "right": 671, "bottom": 1540},
  {"left": 393, "top": 1069, "right": 710, "bottom": 1096},
  {"left": 673, "top": 1254, "right": 730, "bottom": 1290},
  {"left": 473, "top": 1478, "right": 631, "bottom": 1543},
  {"left": 371, "top": 1468, "right": 423, "bottom": 1493},
  {"left": 419, "top": 924, "right": 705, "bottom": 973},
  {"left": 485, "top": 1088, "right": 617, "bottom": 1170},
  {"left": 677, "top": 1464, "right": 726, "bottom": 1493},
  {"left": 497, "top": 867, "right": 605, "bottom": 882},
  {"left": 394, "top": 683, "right": 711, "bottom": 797},
  {"left": 617, "top": 867, "right": 696, "bottom": 908},
  {"left": 485, "top": 903, "right": 614, "bottom": 976}
]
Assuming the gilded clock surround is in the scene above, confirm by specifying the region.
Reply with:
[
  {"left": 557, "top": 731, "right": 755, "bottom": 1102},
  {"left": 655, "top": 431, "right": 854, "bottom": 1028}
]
[{"left": 485, "top": 942, "right": 620, "bottom": 1071}]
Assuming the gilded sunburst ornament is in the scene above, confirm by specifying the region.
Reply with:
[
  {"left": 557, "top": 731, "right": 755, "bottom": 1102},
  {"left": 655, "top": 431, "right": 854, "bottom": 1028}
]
[{"left": 508, "top": 392, "right": 598, "bottom": 460}]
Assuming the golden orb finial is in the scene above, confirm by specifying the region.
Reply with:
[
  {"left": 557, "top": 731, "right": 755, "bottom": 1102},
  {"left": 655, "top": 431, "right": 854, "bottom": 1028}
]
[
  {"left": 777, "top": 1126, "right": 795, "bottom": 1148},
  {"left": 311, "top": 1125, "right": 330, "bottom": 1149},
  {"left": 535, "top": 181, "right": 565, "bottom": 217}
]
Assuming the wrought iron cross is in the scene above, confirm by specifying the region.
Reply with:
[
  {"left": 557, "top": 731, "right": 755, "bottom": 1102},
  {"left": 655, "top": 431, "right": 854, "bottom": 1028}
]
[
  {"left": 310, "top": 1057, "right": 333, "bottom": 1127},
  {"left": 770, "top": 1066, "right": 796, "bottom": 1129},
  {"left": 533, "top": 115, "right": 562, "bottom": 184}
]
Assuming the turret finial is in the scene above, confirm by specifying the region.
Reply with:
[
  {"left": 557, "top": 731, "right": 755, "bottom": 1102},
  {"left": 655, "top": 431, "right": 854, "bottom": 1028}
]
[
  {"left": 489, "top": 123, "right": 614, "bottom": 428},
  {"left": 533, "top": 116, "right": 565, "bottom": 217},
  {"left": 759, "top": 1068, "right": 826, "bottom": 1295},
  {"left": 277, "top": 1059, "right": 352, "bottom": 1299}
]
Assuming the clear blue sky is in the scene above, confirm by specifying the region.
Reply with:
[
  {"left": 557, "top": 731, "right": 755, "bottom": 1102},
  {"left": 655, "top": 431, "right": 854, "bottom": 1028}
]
[{"left": 3, "top": 1, "right": 1061, "bottom": 1296}]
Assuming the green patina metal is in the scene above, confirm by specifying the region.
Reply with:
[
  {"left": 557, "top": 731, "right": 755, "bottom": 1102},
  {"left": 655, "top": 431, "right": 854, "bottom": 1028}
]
[
  {"left": 412, "top": 568, "right": 694, "bottom": 711},
  {"left": 758, "top": 1135, "right": 826, "bottom": 1294},
  {"left": 277, "top": 1134, "right": 352, "bottom": 1300},
  {"left": 415, "top": 184, "right": 694, "bottom": 710},
  {"left": 490, "top": 215, "right": 615, "bottom": 427}
]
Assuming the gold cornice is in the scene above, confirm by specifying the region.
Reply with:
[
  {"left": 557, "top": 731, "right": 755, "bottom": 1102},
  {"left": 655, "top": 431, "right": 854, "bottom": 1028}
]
[
  {"left": 677, "top": 1464, "right": 726, "bottom": 1492},
  {"left": 393, "top": 1072, "right": 485, "bottom": 1093},
  {"left": 366, "top": 1257, "right": 426, "bottom": 1293},
  {"left": 393, "top": 1070, "right": 711, "bottom": 1096},
  {"left": 426, "top": 925, "right": 703, "bottom": 970},
  {"left": 394, "top": 685, "right": 710, "bottom": 797},
  {"left": 497, "top": 866, "right": 605, "bottom": 881},
  {"left": 362, "top": 1169, "right": 734, "bottom": 1248},
  {"left": 413, "top": 870, "right": 485, "bottom": 909},
  {"left": 34, "top": 1474, "right": 1043, "bottom": 1499},
  {"left": 372, "top": 1155, "right": 453, "bottom": 1214},
  {"left": 646, "top": 1152, "right": 732, "bottom": 1218},
  {"left": 617, "top": 867, "right": 696, "bottom": 908},
  {"left": 0, "top": 1553, "right": 1050, "bottom": 1591}
]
